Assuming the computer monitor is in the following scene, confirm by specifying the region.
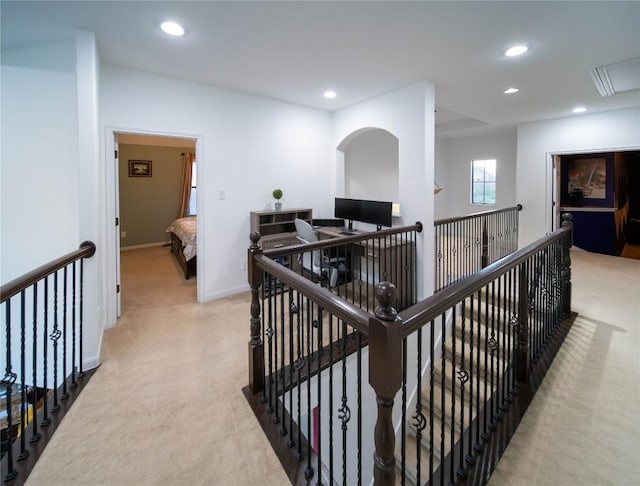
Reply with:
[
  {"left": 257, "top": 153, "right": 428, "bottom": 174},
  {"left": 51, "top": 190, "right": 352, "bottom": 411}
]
[
  {"left": 334, "top": 198, "right": 393, "bottom": 229},
  {"left": 359, "top": 200, "right": 393, "bottom": 228},
  {"left": 334, "top": 198, "right": 360, "bottom": 229}
]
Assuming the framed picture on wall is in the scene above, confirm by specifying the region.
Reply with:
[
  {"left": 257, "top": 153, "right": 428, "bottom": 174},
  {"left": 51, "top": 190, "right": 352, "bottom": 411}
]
[
  {"left": 567, "top": 158, "right": 606, "bottom": 199},
  {"left": 128, "top": 160, "right": 152, "bottom": 177}
]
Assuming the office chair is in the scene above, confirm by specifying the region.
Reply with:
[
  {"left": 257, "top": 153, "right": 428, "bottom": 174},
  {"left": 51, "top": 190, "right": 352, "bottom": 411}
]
[{"left": 294, "top": 218, "right": 346, "bottom": 288}]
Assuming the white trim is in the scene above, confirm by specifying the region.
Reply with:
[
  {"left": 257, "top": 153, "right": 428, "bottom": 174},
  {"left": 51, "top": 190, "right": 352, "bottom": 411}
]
[
  {"left": 204, "top": 284, "right": 250, "bottom": 302},
  {"left": 121, "top": 241, "right": 168, "bottom": 251},
  {"left": 83, "top": 354, "right": 101, "bottom": 371}
]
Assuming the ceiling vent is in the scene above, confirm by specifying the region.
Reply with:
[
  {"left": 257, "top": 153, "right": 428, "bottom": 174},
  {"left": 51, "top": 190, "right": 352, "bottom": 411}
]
[{"left": 590, "top": 58, "right": 640, "bottom": 97}]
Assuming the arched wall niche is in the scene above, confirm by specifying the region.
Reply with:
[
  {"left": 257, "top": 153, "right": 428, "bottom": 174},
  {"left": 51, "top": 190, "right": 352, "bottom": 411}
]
[{"left": 336, "top": 127, "right": 399, "bottom": 204}]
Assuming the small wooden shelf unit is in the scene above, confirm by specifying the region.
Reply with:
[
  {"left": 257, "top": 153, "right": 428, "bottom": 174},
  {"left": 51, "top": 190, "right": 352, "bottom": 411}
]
[{"left": 250, "top": 208, "right": 313, "bottom": 250}]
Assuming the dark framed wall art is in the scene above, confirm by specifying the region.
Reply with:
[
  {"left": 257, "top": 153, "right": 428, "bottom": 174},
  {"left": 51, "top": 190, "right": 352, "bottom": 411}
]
[{"left": 128, "top": 160, "right": 152, "bottom": 177}]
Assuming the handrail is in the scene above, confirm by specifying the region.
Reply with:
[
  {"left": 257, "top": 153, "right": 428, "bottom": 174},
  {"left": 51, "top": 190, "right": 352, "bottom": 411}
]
[
  {"left": 1, "top": 241, "right": 96, "bottom": 303},
  {"left": 434, "top": 204, "right": 522, "bottom": 226},
  {"left": 254, "top": 254, "right": 371, "bottom": 334},
  {"left": 401, "top": 225, "right": 568, "bottom": 336},
  {"left": 263, "top": 222, "right": 423, "bottom": 259}
]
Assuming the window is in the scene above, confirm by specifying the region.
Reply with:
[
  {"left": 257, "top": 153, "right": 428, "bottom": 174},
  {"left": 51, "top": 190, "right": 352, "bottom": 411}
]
[
  {"left": 188, "top": 160, "right": 197, "bottom": 215},
  {"left": 471, "top": 159, "right": 496, "bottom": 205}
]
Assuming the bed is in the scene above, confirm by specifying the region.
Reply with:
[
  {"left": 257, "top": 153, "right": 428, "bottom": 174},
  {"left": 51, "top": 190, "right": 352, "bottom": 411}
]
[{"left": 165, "top": 216, "right": 197, "bottom": 279}]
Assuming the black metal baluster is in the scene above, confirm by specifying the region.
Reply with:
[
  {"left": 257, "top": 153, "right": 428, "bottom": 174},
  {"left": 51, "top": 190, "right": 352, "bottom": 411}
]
[
  {"left": 288, "top": 290, "right": 295, "bottom": 448},
  {"left": 62, "top": 266, "right": 68, "bottom": 401},
  {"left": 18, "top": 290, "right": 28, "bottom": 461},
  {"left": 474, "top": 289, "right": 482, "bottom": 454},
  {"left": 481, "top": 284, "right": 489, "bottom": 441},
  {"left": 489, "top": 280, "right": 498, "bottom": 431},
  {"left": 51, "top": 271, "right": 60, "bottom": 413},
  {"left": 278, "top": 287, "right": 285, "bottom": 433},
  {"left": 450, "top": 305, "right": 456, "bottom": 485},
  {"left": 317, "top": 307, "right": 323, "bottom": 485},
  {"left": 31, "top": 282, "right": 41, "bottom": 444},
  {"left": 414, "top": 328, "right": 424, "bottom": 484},
  {"left": 429, "top": 318, "right": 435, "bottom": 483},
  {"left": 340, "top": 318, "right": 350, "bottom": 486},
  {"left": 3, "top": 299, "right": 18, "bottom": 481},
  {"left": 466, "top": 296, "right": 476, "bottom": 465},
  {"left": 457, "top": 300, "right": 469, "bottom": 479},
  {"left": 305, "top": 300, "right": 312, "bottom": 480},
  {"left": 71, "top": 262, "right": 77, "bottom": 389},
  {"left": 495, "top": 276, "right": 504, "bottom": 420},
  {"left": 78, "top": 258, "right": 85, "bottom": 378},
  {"left": 295, "top": 291, "right": 303, "bottom": 461},
  {"left": 439, "top": 313, "right": 446, "bottom": 486},
  {"left": 41, "top": 277, "right": 50, "bottom": 427},
  {"left": 401, "top": 336, "right": 407, "bottom": 486},
  {"left": 329, "top": 313, "right": 334, "bottom": 480},
  {"left": 266, "top": 274, "right": 274, "bottom": 414},
  {"left": 357, "top": 330, "right": 362, "bottom": 486}
]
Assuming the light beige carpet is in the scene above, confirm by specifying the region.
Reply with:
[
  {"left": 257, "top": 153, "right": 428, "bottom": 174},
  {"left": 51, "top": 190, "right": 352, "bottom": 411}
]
[
  {"left": 488, "top": 247, "right": 640, "bottom": 486},
  {"left": 25, "top": 246, "right": 640, "bottom": 485},
  {"left": 26, "top": 246, "right": 289, "bottom": 486}
]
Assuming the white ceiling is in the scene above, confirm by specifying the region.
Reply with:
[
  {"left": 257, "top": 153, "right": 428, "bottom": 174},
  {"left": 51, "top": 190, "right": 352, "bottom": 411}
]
[{"left": 3, "top": 1, "right": 639, "bottom": 136}]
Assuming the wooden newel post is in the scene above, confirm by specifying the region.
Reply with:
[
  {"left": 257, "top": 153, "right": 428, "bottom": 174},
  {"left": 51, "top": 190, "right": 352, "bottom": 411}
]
[
  {"left": 248, "top": 232, "right": 264, "bottom": 394},
  {"left": 516, "top": 262, "right": 530, "bottom": 384},
  {"left": 369, "top": 282, "right": 402, "bottom": 486},
  {"left": 561, "top": 213, "right": 573, "bottom": 316}
]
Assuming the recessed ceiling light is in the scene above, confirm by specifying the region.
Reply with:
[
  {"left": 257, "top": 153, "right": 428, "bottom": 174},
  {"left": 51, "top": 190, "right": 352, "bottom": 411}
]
[
  {"left": 505, "top": 45, "right": 528, "bottom": 57},
  {"left": 324, "top": 90, "right": 337, "bottom": 99},
  {"left": 504, "top": 87, "right": 520, "bottom": 94},
  {"left": 161, "top": 21, "right": 184, "bottom": 36},
  {"left": 572, "top": 106, "right": 587, "bottom": 114}
]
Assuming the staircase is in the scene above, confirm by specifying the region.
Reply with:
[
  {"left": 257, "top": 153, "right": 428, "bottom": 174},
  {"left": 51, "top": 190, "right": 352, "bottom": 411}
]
[{"left": 396, "top": 292, "right": 521, "bottom": 485}]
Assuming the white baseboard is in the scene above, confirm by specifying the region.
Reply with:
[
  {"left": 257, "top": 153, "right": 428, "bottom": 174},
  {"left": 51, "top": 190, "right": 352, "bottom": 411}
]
[
  {"left": 121, "top": 241, "right": 168, "bottom": 251},
  {"left": 203, "top": 284, "right": 250, "bottom": 302},
  {"left": 83, "top": 354, "right": 101, "bottom": 371}
]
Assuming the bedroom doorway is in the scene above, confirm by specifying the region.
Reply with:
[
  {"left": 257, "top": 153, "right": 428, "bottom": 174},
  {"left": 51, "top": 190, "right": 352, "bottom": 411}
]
[{"left": 111, "top": 130, "right": 200, "bottom": 320}]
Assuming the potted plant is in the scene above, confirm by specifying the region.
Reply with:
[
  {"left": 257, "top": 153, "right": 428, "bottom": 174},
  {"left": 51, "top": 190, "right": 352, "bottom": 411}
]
[
  {"left": 272, "top": 188, "right": 283, "bottom": 210},
  {"left": 568, "top": 187, "right": 584, "bottom": 206}
]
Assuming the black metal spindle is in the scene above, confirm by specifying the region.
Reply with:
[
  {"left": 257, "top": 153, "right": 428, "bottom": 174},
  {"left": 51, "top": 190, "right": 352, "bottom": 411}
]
[
  {"left": 62, "top": 266, "right": 68, "bottom": 401},
  {"left": 450, "top": 305, "right": 456, "bottom": 485},
  {"left": 357, "top": 330, "right": 362, "bottom": 486},
  {"left": 466, "top": 295, "right": 476, "bottom": 465},
  {"left": 305, "top": 300, "right": 312, "bottom": 480},
  {"left": 440, "top": 313, "right": 446, "bottom": 486},
  {"left": 78, "top": 258, "right": 85, "bottom": 378},
  {"left": 429, "top": 318, "right": 435, "bottom": 483},
  {"left": 71, "top": 262, "right": 77, "bottom": 389},
  {"left": 341, "top": 318, "right": 349, "bottom": 486},
  {"left": 288, "top": 289, "right": 295, "bottom": 448},
  {"left": 401, "top": 336, "right": 407, "bottom": 485},
  {"left": 42, "top": 277, "right": 50, "bottom": 427},
  {"left": 415, "top": 328, "right": 424, "bottom": 484},
  {"left": 266, "top": 274, "right": 274, "bottom": 414},
  {"left": 51, "top": 271, "right": 59, "bottom": 413},
  {"left": 31, "top": 282, "right": 41, "bottom": 444},
  {"left": 3, "top": 300, "right": 18, "bottom": 481},
  {"left": 329, "top": 313, "right": 334, "bottom": 480},
  {"left": 18, "top": 290, "right": 29, "bottom": 460}
]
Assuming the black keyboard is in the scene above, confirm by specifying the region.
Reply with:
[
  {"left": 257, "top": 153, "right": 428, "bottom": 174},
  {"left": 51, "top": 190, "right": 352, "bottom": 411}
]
[{"left": 340, "top": 231, "right": 355, "bottom": 236}]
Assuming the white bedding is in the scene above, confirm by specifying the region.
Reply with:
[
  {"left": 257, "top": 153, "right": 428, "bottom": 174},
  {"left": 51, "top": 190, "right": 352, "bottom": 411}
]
[{"left": 166, "top": 216, "right": 197, "bottom": 261}]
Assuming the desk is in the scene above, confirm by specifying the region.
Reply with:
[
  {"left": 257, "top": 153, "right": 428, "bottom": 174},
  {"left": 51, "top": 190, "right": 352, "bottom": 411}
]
[{"left": 316, "top": 227, "right": 415, "bottom": 310}]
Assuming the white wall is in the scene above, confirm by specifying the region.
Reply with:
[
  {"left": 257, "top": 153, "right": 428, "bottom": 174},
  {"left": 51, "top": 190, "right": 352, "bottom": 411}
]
[
  {"left": 1, "top": 40, "right": 79, "bottom": 280},
  {"left": 344, "top": 129, "right": 399, "bottom": 202},
  {"left": 100, "top": 65, "right": 333, "bottom": 324},
  {"left": 435, "top": 128, "right": 517, "bottom": 219},
  {"left": 332, "top": 81, "right": 436, "bottom": 301},
  {"left": 1, "top": 31, "right": 102, "bottom": 370},
  {"left": 517, "top": 107, "right": 640, "bottom": 245}
]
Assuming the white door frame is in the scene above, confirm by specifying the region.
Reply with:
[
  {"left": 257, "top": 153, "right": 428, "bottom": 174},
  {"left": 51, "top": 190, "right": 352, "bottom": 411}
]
[{"left": 104, "top": 125, "right": 204, "bottom": 329}]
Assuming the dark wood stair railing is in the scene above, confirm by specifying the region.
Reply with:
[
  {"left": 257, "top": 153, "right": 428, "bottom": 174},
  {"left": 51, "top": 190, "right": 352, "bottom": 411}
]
[
  {"left": 1, "top": 241, "right": 96, "bottom": 485},
  {"left": 246, "top": 214, "right": 574, "bottom": 485}
]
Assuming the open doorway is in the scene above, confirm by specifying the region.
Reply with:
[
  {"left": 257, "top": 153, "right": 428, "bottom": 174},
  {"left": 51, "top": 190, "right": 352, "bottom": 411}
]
[
  {"left": 114, "top": 132, "right": 198, "bottom": 318},
  {"left": 553, "top": 148, "right": 640, "bottom": 259}
]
